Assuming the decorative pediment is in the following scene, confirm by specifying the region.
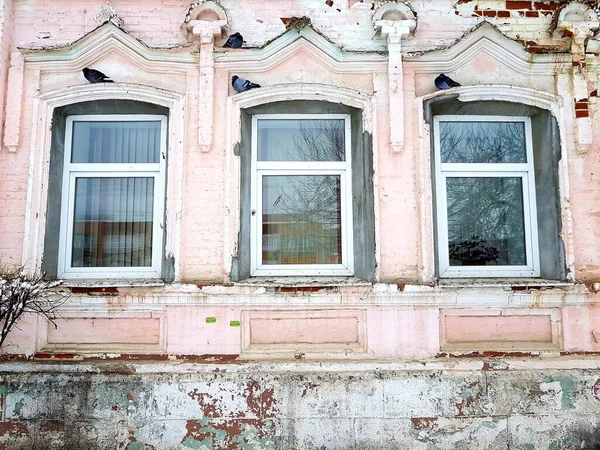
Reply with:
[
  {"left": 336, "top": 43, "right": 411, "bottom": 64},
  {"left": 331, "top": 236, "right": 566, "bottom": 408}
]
[
  {"left": 406, "top": 22, "right": 570, "bottom": 75},
  {"left": 19, "top": 22, "right": 196, "bottom": 67},
  {"left": 214, "top": 25, "right": 386, "bottom": 72}
]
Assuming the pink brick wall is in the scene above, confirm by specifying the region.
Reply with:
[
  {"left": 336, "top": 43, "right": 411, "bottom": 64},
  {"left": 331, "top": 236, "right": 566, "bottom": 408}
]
[{"left": 0, "top": 0, "right": 599, "bottom": 358}]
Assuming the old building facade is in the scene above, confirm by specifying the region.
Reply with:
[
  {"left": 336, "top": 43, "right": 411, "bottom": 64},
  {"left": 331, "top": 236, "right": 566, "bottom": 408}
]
[{"left": 1, "top": 0, "right": 600, "bottom": 448}]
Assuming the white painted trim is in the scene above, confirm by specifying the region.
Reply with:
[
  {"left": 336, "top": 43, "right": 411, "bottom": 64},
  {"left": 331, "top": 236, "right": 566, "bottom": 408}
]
[
  {"left": 250, "top": 114, "right": 354, "bottom": 277},
  {"left": 433, "top": 115, "right": 540, "bottom": 278},
  {"left": 405, "top": 23, "right": 571, "bottom": 74},
  {"left": 20, "top": 22, "right": 196, "bottom": 66},
  {"left": 214, "top": 27, "right": 386, "bottom": 72},
  {"left": 223, "top": 83, "right": 376, "bottom": 279},
  {"left": 22, "top": 84, "right": 185, "bottom": 282},
  {"left": 418, "top": 85, "right": 571, "bottom": 282}
]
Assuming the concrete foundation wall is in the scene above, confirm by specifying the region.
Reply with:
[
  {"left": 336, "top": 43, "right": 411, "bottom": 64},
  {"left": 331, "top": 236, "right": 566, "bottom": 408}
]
[{"left": 2, "top": 360, "right": 600, "bottom": 449}]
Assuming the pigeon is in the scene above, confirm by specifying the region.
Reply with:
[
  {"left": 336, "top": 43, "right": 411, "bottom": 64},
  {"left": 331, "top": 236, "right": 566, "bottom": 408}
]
[
  {"left": 434, "top": 73, "right": 460, "bottom": 90},
  {"left": 223, "top": 32, "right": 244, "bottom": 49},
  {"left": 83, "top": 68, "right": 114, "bottom": 83},
  {"left": 232, "top": 75, "right": 261, "bottom": 93}
]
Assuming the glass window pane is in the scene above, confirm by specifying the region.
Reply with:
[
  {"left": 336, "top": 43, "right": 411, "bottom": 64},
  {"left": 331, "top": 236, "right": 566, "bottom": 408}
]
[
  {"left": 446, "top": 177, "right": 526, "bottom": 266},
  {"left": 257, "top": 119, "right": 345, "bottom": 161},
  {"left": 72, "top": 121, "right": 161, "bottom": 163},
  {"left": 439, "top": 121, "right": 526, "bottom": 163},
  {"left": 262, "top": 175, "right": 342, "bottom": 265},
  {"left": 71, "top": 177, "right": 155, "bottom": 268}
]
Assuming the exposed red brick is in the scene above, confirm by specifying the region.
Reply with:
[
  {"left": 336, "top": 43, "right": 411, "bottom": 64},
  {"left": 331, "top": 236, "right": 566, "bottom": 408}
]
[
  {"left": 533, "top": 1, "right": 560, "bottom": 10},
  {"left": 590, "top": 90, "right": 598, "bottom": 97},
  {"left": 526, "top": 11, "right": 539, "bottom": 17},
  {"left": 497, "top": 10, "right": 511, "bottom": 18},
  {"left": 70, "top": 287, "right": 118, "bottom": 296},
  {"left": 0, "top": 422, "right": 29, "bottom": 437},
  {"left": 483, "top": 10, "right": 497, "bottom": 17},
  {"left": 575, "top": 110, "right": 589, "bottom": 118},
  {"left": 562, "top": 29, "right": 574, "bottom": 38},
  {"left": 507, "top": 1, "right": 533, "bottom": 9},
  {"left": 456, "top": 0, "right": 473, "bottom": 3},
  {"left": 411, "top": 417, "right": 438, "bottom": 430},
  {"left": 278, "top": 286, "right": 336, "bottom": 293}
]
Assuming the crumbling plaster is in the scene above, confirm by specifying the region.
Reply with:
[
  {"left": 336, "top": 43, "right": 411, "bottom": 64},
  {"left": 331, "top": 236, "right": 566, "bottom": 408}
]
[{"left": 0, "top": 2, "right": 600, "bottom": 446}]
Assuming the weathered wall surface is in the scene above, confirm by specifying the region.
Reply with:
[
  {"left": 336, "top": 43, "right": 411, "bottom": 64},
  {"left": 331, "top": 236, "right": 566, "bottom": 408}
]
[
  {"left": 1, "top": 0, "right": 600, "bottom": 447},
  {"left": 1, "top": 360, "right": 600, "bottom": 449}
]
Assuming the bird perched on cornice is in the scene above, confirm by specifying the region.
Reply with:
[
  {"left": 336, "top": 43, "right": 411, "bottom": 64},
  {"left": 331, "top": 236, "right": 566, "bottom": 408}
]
[
  {"left": 223, "top": 32, "right": 244, "bottom": 48},
  {"left": 232, "top": 75, "right": 261, "bottom": 93},
  {"left": 83, "top": 68, "right": 114, "bottom": 83},
  {"left": 435, "top": 73, "right": 460, "bottom": 90}
]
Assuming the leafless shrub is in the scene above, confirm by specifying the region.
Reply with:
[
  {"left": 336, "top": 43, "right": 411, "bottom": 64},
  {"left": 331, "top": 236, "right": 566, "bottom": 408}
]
[{"left": 0, "top": 269, "right": 69, "bottom": 348}]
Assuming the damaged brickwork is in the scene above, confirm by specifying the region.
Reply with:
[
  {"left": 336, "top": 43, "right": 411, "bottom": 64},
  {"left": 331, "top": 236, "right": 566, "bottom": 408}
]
[{"left": 1, "top": 361, "right": 600, "bottom": 449}]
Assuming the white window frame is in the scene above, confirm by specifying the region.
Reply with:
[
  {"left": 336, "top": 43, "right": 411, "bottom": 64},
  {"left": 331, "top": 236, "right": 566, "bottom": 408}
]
[
  {"left": 57, "top": 114, "right": 167, "bottom": 279},
  {"left": 434, "top": 115, "right": 540, "bottom": 278},
  {"left": 250, "top": 114, "right": 354, "bottom": 276}
]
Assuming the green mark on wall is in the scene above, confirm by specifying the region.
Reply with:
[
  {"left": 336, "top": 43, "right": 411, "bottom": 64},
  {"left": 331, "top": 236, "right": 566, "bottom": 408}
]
[
  {"left": 205, "top": 317, "right": 217, "bottom": 324},
  {"left": 555, "top": 377, "right": 576, "bottom": 409},
  {"left": 13, "top": 398, "right": 25, "bottom": 416},
  {"left": 229, "top": 321, "right": 241, "bottom": 327}
]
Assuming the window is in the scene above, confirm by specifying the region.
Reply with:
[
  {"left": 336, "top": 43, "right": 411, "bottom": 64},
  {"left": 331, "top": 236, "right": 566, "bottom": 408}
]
[
  {"left": 250, "top": 114, "right": 354, "bottom": 276},
  {"left": 56, "top": 114, "right": 167, "bottom": 279},
  {"left": 433, "top": 115, "right": 540, "bottom": 278},
  {"left": 232, "top": 100, "right": 375, "bottom": 282}
]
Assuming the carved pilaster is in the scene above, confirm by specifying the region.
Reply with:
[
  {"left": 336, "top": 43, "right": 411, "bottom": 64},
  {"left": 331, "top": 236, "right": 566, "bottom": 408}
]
[
  {"left": 186, "top": 20, "right": 226, "bottom": 152},
  {"left": 375, "top": 20, "right": 415, "bottom": 153},
  {"left": 554, "top": 1, "right": 600, "bottom": 155},
  {"left": 3, "top": 51, "right": 24, "bottom": 152}
]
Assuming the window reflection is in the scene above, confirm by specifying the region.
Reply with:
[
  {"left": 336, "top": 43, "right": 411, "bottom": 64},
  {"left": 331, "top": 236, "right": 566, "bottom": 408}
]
[
  {"left": 257, "top": 119, "right": 345, "bottom": 162},
  {"left": 440, "top": 121, "right": 526, "bottom": 164},
  {"left": 446, "top": 177, "right": 526, "bottom": 266},
  {"left": 262, "top": 175, "right": 342, "bottom": 265}
]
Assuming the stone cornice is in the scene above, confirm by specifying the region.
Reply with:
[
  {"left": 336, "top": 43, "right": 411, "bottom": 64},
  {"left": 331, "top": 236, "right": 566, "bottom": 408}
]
[
  {"left": 19, "top": 22, "right": 197, "bottom": 67},
  {"left": 214, "top": 26, "right": 387, "bottom": 73},
  {"left": 406, "top": 22, "right": 571, "bottom": 74}
]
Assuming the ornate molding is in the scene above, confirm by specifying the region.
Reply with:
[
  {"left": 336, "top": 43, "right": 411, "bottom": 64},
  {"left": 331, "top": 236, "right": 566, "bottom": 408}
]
[
  {"left": 214, "top": 26, "right": 386, "bottom": 72},
  {"left": 373, "top": 2, "right": 416, "bottom": 153},
  {"left": 406, "top": 22, "right": 571, "bottom": 74},
  {"left": 19, "top": 22, "right": 196, "bottom": 66},
  {"left": 93, "top": 1, "right": 124, "bottom": 28},
  {"left": 223, "top": 83, "right": 376, "bottom": 277},
  {"left": 182, "top": 2, "right": 229, "bottom": 151},
  {"left": 22, "top": 84, "right": 186, "bottom": 281}
]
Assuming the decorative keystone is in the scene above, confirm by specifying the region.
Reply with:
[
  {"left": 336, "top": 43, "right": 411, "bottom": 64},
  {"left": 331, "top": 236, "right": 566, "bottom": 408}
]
[
  {"left": 182, "top": 0, "right": 228, "bottom": 42},
  {"left": 553, "top": 1, "right": 599, "bottom": 48}
]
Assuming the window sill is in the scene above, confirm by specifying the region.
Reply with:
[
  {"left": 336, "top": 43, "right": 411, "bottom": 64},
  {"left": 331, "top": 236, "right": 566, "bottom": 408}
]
[
  {"left": 234, "top": 277, "right": 372, "bottom": 288},
  {"left": 62, "top": 279, "right": 165, "bottom": 288},
  {"left": 437, "top": 278, "right": 574, "bottom": 289}
]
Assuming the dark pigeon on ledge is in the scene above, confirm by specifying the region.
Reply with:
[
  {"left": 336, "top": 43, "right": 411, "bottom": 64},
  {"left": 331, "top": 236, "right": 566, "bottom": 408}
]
[
  {"left": 223, "top": 32, "right": 244, "bottom": 48},
  {"left": 83, "top": 68, "right": 114, "bottom": 83},
  {"left": 435, "top": 73, "right": 460, "bottom": 90},
  {"left": 232, "top": 75, "right": 261, "bottom": 93}
]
